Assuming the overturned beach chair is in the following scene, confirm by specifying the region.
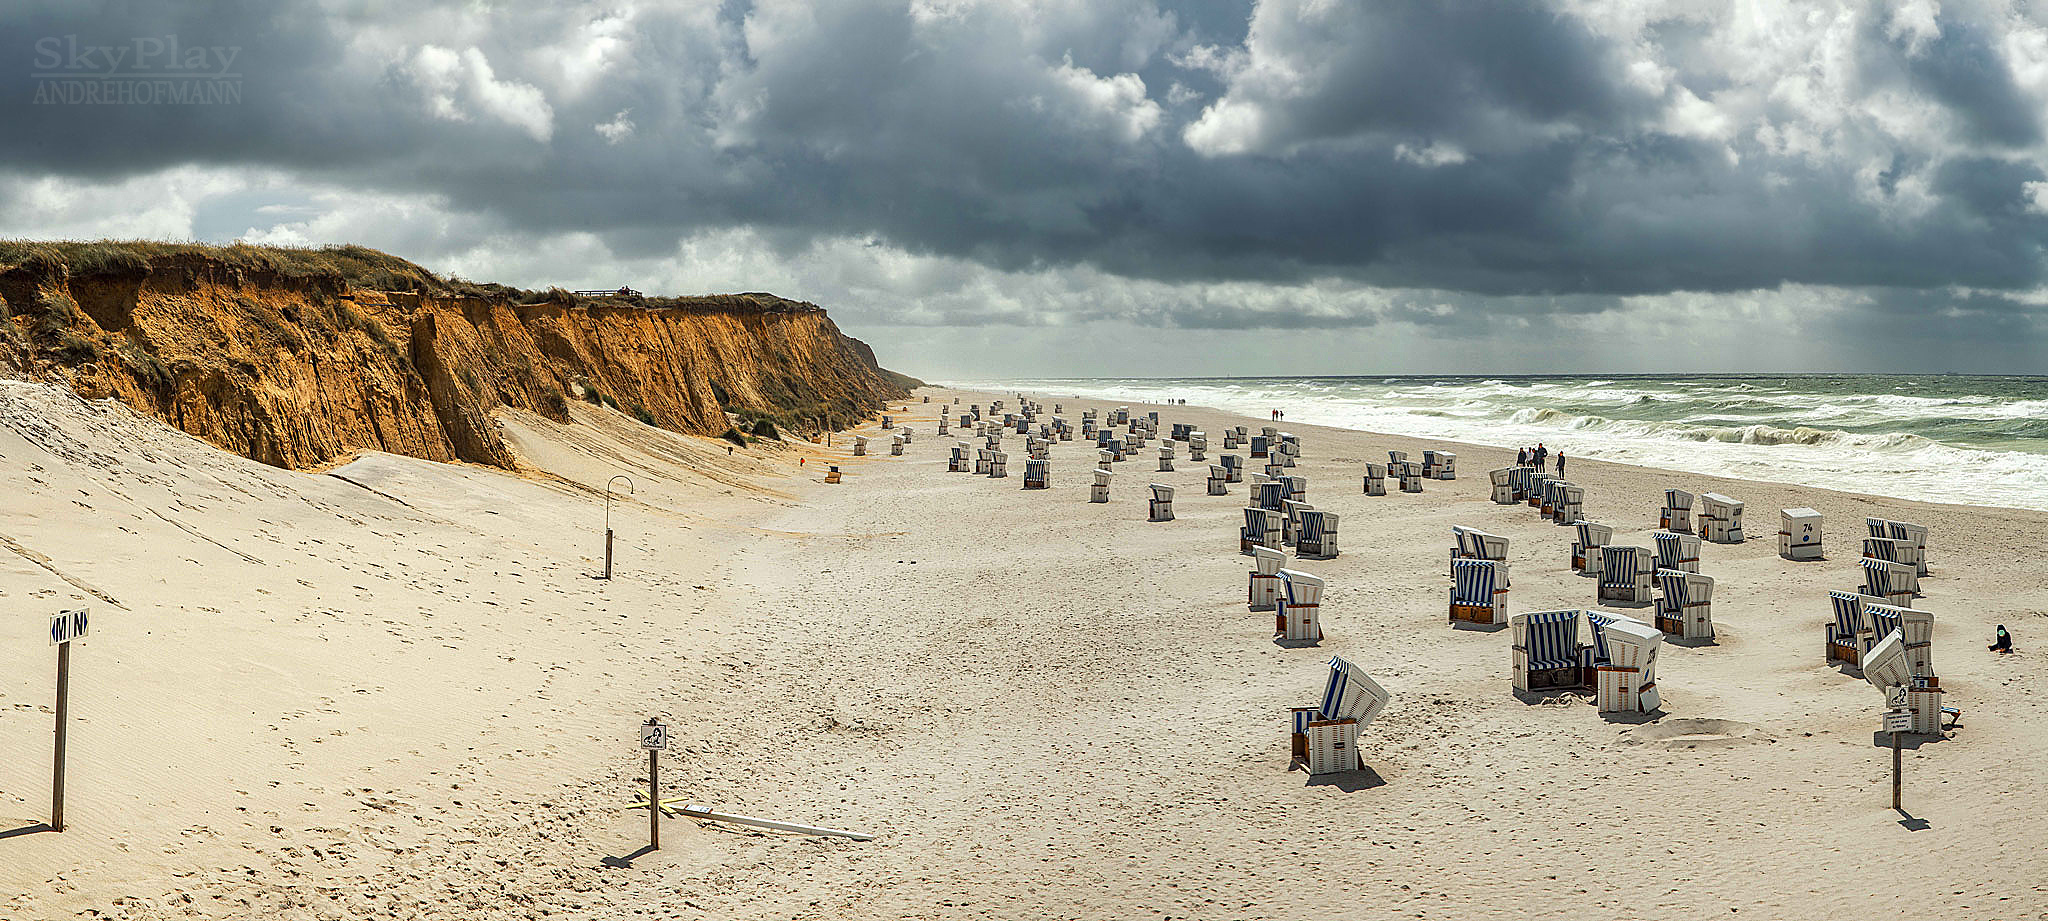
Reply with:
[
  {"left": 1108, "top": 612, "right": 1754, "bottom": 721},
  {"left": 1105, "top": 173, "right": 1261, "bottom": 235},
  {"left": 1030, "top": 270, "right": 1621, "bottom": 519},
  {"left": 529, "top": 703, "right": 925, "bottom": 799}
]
[
  {"left": 1148, "top": 484, "right": 1175, "bottom": 522},
  {"left": 1289, "top": 657, "right": 1390, "bottom": 775},
  {"left": 1653, "top": 569, "right": 1715, "bottom": 640},
  {"left": 1779, "top": 508, "right": 1823, "bottom": 561},
  {"left": 1090, "top": 468, "right": 1112, "bottom": 503},
  {"left": 1652, "top": 530, "right": 1700, "bottom": 573},
  {"left": 1861, "top": 633, "right": 1946, "bottom": 735},
  {"left": 853, "top": 435, "right": 869, "bottom": 456},
  {"left": 988, "top": 451, "right": 1008, "bottom": 478},
  {"left": 823, "top": 465, "right": 841, "bottom": 484},
  {"left": 1242, "top": 507, "right": 1282, "bottom": 555},
  {"left": 1660, "top": 489, "right": 1693, "bottom": 532},
  {"left": 1024, "top": 457, "right": 1049, "bottom": 489},
  {"left": 1598, "top": 546, "right": 1653, "bottom": 604},
  {"left": 1698, "top": 493, "right": 1744, "bottom": 543},
  {"left": 1867, "top": 603, "right": 1936, "bottom": 679},
  {"left": 1297, "top": 509, "right": 1339, "bottom": 559},
  {"left": 1450, "top": 559, "right": 1507, "bottom": 626},
  {"left": 1397, "top": 463, "right": 1423, "bottom": 493},
  {"left": 1361, "top": 463, "right": 1386, "bottom": 496},
  {"left": 1249, "top": 545, "right": 1285, "bottom": 611},
  {"left": 1573, "top": 521, "right": 1613, "bottom": 574},
  {"left": 1861, "top": 557, "right": 1917, "bottom": 606},
  {"left": 1513, "top": 610, "right": 1590, "bottom": 693},
  {"left": 1275, "top": 569, "right": 1325, "bottom": 642},
  {"left": 1596, "top": 619, "right": 1662, "bottom": 713},
  {"left": 1489, "top": 468, "right": 1516, "bottom": 504}
]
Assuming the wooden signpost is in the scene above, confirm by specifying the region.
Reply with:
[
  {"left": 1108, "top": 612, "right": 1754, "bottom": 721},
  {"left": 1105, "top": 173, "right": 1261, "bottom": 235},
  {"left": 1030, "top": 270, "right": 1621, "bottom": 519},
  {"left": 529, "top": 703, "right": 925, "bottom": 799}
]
[
  {"left": 603, "top": 475, "right": 634, "bottom": 580},
  {"left": 639, "top": 717, "right": 668, "bottom": 850},
  {"left": 1884, "top": 707, "right": 1911, "bottom": 810},
  {"left": 48, "top": 608, "right": 89, "bottom": 832}
]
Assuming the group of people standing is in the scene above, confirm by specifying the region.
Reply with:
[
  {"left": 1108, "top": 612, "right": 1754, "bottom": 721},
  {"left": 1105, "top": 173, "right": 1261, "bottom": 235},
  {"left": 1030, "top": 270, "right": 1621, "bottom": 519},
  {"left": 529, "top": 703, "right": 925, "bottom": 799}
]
[{"left": 1518, "top": 443, "right": 1565, "bottom": 476}]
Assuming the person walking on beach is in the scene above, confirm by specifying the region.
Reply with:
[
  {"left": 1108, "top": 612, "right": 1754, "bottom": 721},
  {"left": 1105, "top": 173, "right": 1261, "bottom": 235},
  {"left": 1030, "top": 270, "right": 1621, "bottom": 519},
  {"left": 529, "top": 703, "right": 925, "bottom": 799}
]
[
  {"left": 1555, "top": 451, "right": 1566, "bottom": 477},
  {"left": 1517, "top": 447, "right": 1528, "bottom": 466}
]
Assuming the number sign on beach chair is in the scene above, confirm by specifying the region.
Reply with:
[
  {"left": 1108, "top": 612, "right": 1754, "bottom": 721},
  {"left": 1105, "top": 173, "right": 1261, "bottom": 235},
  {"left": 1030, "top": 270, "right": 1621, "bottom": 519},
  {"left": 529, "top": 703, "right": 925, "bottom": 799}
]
[
  {"left": 1779, "top": 508, "right": 1823, "bottom": 561},
  {"left": 1289, "top": 657, "right": 1390, "bottom": 775}
]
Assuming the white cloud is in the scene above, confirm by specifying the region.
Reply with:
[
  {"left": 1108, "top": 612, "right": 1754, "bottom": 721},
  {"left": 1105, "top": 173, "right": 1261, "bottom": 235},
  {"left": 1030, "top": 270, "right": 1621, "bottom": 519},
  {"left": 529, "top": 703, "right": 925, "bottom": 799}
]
[
  {"left": 405, "top": 45, "right": 554, "bottom": 142},
  {"left": 595, "top": 109, "right": 635, "bottom": 144}
]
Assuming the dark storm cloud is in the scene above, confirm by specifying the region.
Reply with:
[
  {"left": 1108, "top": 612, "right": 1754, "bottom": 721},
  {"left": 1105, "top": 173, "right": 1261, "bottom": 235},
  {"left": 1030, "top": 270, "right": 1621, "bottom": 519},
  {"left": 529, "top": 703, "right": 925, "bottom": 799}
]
[{"left": 3, "top": 0, "right": 2048, "bottom": 333}]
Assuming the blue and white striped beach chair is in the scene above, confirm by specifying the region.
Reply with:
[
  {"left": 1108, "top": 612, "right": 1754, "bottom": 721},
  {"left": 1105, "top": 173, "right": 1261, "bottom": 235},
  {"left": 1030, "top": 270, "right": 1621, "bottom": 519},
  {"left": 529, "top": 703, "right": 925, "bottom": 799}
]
[
  {"left": 1653, "top": 569, "right": 1715, "bottom": 640},
  {"left": 1653, "top": 530, "right": 1700, "bottom": 573},
  {"left": 1598, "top": 546, "right": 1652, "bottom": 604},
  {"left": 1574, "top": 521, "right": 1613, "bottom": 574},
  {"left": 1254, "top": 480, "right": 1286, "bottom": 512},
  {"left": 1289, "top": 656, "right": 1391, "bottom": 774},
  {"left": 1826, "top": 590, "right": 1877, "bottom": 666},
  {"left": 1242, "top": 507, "right": 1280, "bottom": 555},
  {"left": 1860, "top": 557, "right": 1916, "bottom": 606},
  {"left": 1512, "top": 610, "right": 1588, "bottom": 692},
  {"left": 1450, "top": 559, "right": 1507, "bottom": 625},
  {"left": 1275, "top": 569, "right": 1325, "bottom": 641},
  {"left": 1297, "top": 509, "right": 1338, "bottom": 559}
]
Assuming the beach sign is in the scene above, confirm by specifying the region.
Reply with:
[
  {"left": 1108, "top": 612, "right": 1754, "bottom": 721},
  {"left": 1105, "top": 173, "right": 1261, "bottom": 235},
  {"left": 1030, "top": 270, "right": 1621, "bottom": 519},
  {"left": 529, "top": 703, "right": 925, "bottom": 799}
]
[
  {"left": 639, "top": 719, "right": 669, "bottom": 750},
  {"left": 48, "top": 608, "right": 89, "bottom": 645},
  {"left": 1883, "top": 709, "right": 1912, "bottom": 734}
]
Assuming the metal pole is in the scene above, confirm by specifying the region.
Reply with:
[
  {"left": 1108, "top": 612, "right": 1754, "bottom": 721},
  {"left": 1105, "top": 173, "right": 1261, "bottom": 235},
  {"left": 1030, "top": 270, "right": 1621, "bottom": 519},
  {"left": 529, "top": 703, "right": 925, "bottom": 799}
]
[
  {"left": 604, "top": 529, "right": 614, "bottom": 580},
  {"left": 1892, "top": 731, "right": 1903, "bottom": 810},
  {"left": 648, "top": 748, "right": 660, "bottom": 850},
  {"left": 52, "top": 642, "right": 69, "bottom": 832}
]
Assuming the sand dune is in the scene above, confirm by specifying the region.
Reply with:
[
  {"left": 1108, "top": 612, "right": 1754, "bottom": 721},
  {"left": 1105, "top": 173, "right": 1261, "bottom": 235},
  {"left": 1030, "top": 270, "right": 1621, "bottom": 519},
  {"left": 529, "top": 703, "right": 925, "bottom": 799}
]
[{"left": 4, "top": 380, "right": 2046, "bottom": 919}]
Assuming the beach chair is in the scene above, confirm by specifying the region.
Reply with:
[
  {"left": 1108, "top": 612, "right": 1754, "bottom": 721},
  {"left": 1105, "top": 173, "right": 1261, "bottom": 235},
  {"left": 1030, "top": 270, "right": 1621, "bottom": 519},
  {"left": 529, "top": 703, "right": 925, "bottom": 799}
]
[
  {"left": 1265, "top": 460, "right": 1287, "bottom": 480},
  {"left": 1452, "top": 525, "right": 1510, "bottom": 565},
  {"left": 1207, "top": 464, "right": 1229, "bottom": 496},
  {"left": 1862, "top": 538, "right": 1923, "bottom": 595},
  {"left": 1698, "top": 493, "right": 1745, "bottom": 543},
  {"left": 881, "top": 415, "right": 893, "bottom": 430},
  {"left": 1861, "top": 633, "right": 1946, "bottom": 734},
  {"left": 1081, "top": 418, "right": 1097, "bottom": 439},
  {"left": 1512, "top": 610, "right": 1590, "bottom": 693},
  {"left": 1090, "top": 468, "right": 1112, "bottom": 503},
  {"left": 1423, "top": 450, "right": 1456, "bottom": 479},
  {"left": 1398, "top": 463, "right": 1423, "bottom": 493},
  {"left": 1583, "top": 609, "right": 1647, "bottom": 686},
  {"left": 988, "top": 451, "right": 1008, "bottom": 478},
  {"left": 1149, "top": 484, "right": 1175, "bottom": 522},
  {"left": 1297, "top": 509, "right": 1339, "bottom": 559},
  {"left": 1557, "top": 484, "right": 1583, "bottom": 524},
  {"left": 1249, "top": 545, "right": 1285, "bottom": 611},
  {"left": 1275, "top": 569, "right": 1325, "bottom": 642},
  {"left": 1508, "top": 465, "right": 1533, "bottom": 502},
  {"left": 1882, "top": 520, "right": 1930, "bottom": 575},
  {"left": 1242, "top": 508, "right": 1281, "bottom": 554},
  {"left": 1660, "top": 489, "right": 1693, "bottom": 532},
  {"left": 1540, "top": 479, "right": 1562, "bottom": 518},
  {"left": 1867, "top": 603, "right": 1936, "bottom": 678},
  {"left": 1158, "top": 445, "right": 1174, "bottom": 472},
  {"left": 1387, "top": 450, "right": 1408, "bottom": 467},
  {"left": 1276, "top": 439, "right": 1298, "bottom": 468},
  {"left": 1222, "top": 429, "right": 1239, "bottom": 449},
  {"left": 1361, "top": 463, "right": 1386, "bottom": 496},
  {"left": 1489, "top": 468, "right": 1516, "bottom": 504},
  {"left": 1024, "top": 457, "right": 1050, "bottom": 489},
  {"left": 973, "top": 448, "right": 991, "bottom": 475},
  {"left": 1450, "top": 559, "right": 1508, "bottom": 625},
  {"left": 853, "top": 435, "right": 868, "bottom": 456},
  {"left": 1598, "top": 546, "right": 1653, "bottom": 604},
  {"left": 1282, "top": 475, "right": 1307, "bottom": 504},
  {"left": 824, "top": 465, "right": 841, "bottom": 484},
  {"left": 1861, "top": 558, "right": 1917, "bottom": 606},
  {"left": 1596, "top": 619, "right": 1662, "bottom": 713},
  {"left": 1573, "top": 521, "right": 1613, "bottom": 574},
  {"left": 1653, "top": 569, "right": 1715, "bottom": 640},
  {"left": 937, "top": 418, "right": 948, "bottom": 436},
  {"left": 1189, "top": 433, "right": 1207, "bottom": 462},
  {"left": 1222, "top": 454, "right": 1243, "bottom": 483},
  {"left": 1527, "top": 473, "right": 1553, "bottom": 509},
  {"left": 1254, "top": 480, "right": 1286, "bottom": 512},
  {"left": 890, "top": 434, "right": 905, "bottom": 456},
  {"left": 949, "top": 442, "right": 970, "bottom": 472},
  {"left": 901, "top": 427, "right": 914, "bottom": 443},
  {"left": 1779, "top": 508, "right": 1822, "bottom": 560},
  {"left": 1289, "top": 656, "right": 1390, "bottom": 775},
  {"left": 1098, "top": 448, "right": 1115, "bottom": 469},
  {"left": 1280, "top": 499, "right": 1309, "bottom": 547},
  {"left": 1652, "top": 530, "right": 1701, "bottom": 573},
  {"left": 1825, "top": 591, "right": 1885, "bottom": 666},
  {"left": 1251, "top": 436, "right": 1269, "bottom": 458}
]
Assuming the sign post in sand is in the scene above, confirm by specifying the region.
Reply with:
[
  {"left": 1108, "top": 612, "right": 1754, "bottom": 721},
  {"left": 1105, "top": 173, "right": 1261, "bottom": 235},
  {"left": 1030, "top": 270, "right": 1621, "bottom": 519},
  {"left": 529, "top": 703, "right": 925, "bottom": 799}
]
[
  {"left": 48, "top": 607, "right": 89, "bottom": 832},
  {"left": 640, "top": 717, "right": 669, "bottom": 850},
  {"left": 1884, "top": 708, "right": 1911, "bottom": 809},
  {"left": 604, "top": 475, "right": 634, "bottom": 580}
]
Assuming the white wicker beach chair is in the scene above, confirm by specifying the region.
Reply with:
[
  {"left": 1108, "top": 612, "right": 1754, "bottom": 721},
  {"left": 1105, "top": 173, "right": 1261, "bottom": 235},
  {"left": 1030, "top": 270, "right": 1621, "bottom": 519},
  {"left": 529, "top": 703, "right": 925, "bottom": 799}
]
[
  {"left": 1090, "top": 468, "right": 1112, "bottom": 503},
  {"left": 1249, "top": 545, "right": 1285, "bottom": 612},
  {"left": 1699, "top": 493, "right": 1744, "bottom": 543},
  {"left": 1596, "top": 619, "right": 1662, "bottom": 712},
  {"left": 1361, "top": 463, "right": 1386, "bottom": 496},
  {"left": 1289, "top": 656, "right": 1390, "bottom": 775},
  {"left": 1489, "top": 467, "right": 1515, "bottom": 504},
  {"left": 1276, "top": 568, "right": 1325, "bottom": 642},
  {"left": 853, "top": 435, "right": 868, "bottom": 456},
  {"left": 988, "top": 450, "right": 1007, "bottom": 478},
  {"left": 1654, "top": 569, "right": 1715, "bottom": 640},
  {"left": 1779, "top": 508, "right": 1822, "bottom": 560},
  {"left": 1149, "top": 484, "right": 1175, "bottom": 522}
]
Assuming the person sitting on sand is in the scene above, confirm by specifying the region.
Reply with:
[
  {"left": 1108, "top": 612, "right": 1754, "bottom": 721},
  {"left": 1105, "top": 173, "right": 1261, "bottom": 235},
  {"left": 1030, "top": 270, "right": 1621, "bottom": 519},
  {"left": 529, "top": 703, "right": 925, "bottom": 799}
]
[{"left": 1990, "top": 625, "right": 2014, "bottom": 653}]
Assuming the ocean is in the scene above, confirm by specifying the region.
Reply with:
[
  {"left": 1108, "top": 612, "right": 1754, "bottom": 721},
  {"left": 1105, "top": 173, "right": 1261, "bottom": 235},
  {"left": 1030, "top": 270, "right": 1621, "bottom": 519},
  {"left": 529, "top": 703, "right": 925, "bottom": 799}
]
[{"left": 962, "top": 375, "right": 2048, "bottom": 512}]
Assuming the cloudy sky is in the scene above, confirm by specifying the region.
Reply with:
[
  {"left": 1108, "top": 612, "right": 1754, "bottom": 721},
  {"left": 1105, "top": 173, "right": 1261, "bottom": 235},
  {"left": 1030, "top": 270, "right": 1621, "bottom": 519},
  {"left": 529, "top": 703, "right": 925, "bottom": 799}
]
[{"left": 5, "top": 1, "right": 2048, "bottom": 378}]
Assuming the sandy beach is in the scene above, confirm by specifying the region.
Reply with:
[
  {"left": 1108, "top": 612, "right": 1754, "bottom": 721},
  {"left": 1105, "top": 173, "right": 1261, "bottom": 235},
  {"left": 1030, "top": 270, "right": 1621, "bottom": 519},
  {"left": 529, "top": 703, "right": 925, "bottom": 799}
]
[{"left": 5, "top": 379, "right": 2047, "bottom": 920}]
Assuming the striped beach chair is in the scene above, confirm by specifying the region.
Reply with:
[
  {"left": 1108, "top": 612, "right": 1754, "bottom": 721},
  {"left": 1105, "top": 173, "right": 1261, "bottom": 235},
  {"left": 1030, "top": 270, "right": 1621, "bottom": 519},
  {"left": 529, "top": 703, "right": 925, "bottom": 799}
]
[
  {"left": 1882, "top": 520, "right": 1930, "bottom": 575},
  {"left": 1660, "top": 489, "right": 1693, "bottom": 532},
  {"left": 1148, "top": 484, "right": 1175, "bottom": 522},
  {"left": 1596, "top": 618, "right": 1662, "bottom": 713},
  {"left": 1653, "top": 569, "right": 1715, "bottom": 640},
  {"left": 1189, "top": 432, "right": 1206, "bottom": 462},
  {"left": 1250, "top": 436, "right": 1269, "bottom": 458},
  {"left": 1584, "top": 609, "right": 1646, "bottom": 684},
  {"left": 1254, "top": 480, "right": 1286, "bottom": 512},
  {"left": 1489, "top": 467, "right": 1516, "bottom": 504},
  {"left": 1361, "top": 463, "right": 1386, "bottom": 496},
  {"left": 1275, "top": 569, "right": 1325, "bottom": 642},
  {"left": 1222, "top": 454, "right": 1243, "bottom": 483},
  {"left": 1598, "top": 546, "right": 1653, "bottom": 604},
  {"left": 1449, "top": 559, "right": 1507, "bottom": 625},
  {"left": 1249, "top": 545, "right": 1285, "bottom": 611},
  {"left": 1297, "top": 509, "right": 1338, "bottom": 559},
  {"left": 1557, "top": 484, "right": 1583, "bottom": 524},
  {"left": 1862, "top": 538, "right": 1922, "bottom": 594},
  {"left": 1289, "top": 657, "right": 1391, "bottom": 775},
  {"left": 1512, "top": 610, "right": 1589, "bottom": 693},
  {"left": 1825, "top": 591, "right": 1882, "bottom": 666},
  {"left": 1242, "top": 507, "right": 1281, "bottom": 554},
  {"left": 1024, "top": 457, "right": 1050, "bottom": 489},
  {"left": 1507, "top": 465, "right": 1533, "bottom": 502},
  {"left": 1387, "top": 450, "right": 1408, "bottom": 467},
  {"left": 1207, "top": 464, "right": 1229, "bottom": 496},
  {"left": 973, "top": 448, "right": 991, "bottom": 475},
  {"left": 1652, "top": 530, "right": 1701, "bottom": 573},
  {"left": 1280, "top": 500, "right": 1310, "bottom": 547},
  {"left": 949, "top": 442, "right": 970, "bottom": 472},
  {"left": 1397, "top": 462, "right": 1423, "bottom": 493},
  {"left": 1282, "top": 475, "right": 1307, "bottom": 503},
  {"left": 1528, "top": 473, "right": 1554, "bottom": 509},
  {"left": 1861, "top": 558, "right": 1916, "bottom": 606},
  {"left": 987, "top": 450, "right": 1008, "bottom": 478},
  {"left": 1090, "top": 468, "right": 1112, "bottom": 503},
  {"left": 1573, "top": 521, "right": 1613, "bottom": 574},
  {"left": 1867, "top": 603, "right": 1936, "bottom": 679}
]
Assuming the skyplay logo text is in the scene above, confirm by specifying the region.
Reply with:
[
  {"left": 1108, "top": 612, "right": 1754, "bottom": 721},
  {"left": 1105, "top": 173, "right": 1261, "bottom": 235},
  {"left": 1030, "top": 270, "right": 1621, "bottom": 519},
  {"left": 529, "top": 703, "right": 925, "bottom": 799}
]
[{"left": 32, "top": 35, "right": 242, "bottom": 105}]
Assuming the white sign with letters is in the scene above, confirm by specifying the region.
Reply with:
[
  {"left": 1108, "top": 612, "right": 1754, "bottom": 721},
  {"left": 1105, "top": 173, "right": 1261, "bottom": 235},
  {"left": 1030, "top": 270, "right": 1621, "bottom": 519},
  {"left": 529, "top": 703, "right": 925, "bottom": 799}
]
[
  {"left": 639, "top": 720, "right": 669, "bottom": 750},
  {"left": 48, "top": 608, "right": 89, "bottom": 645},
  {"left": 1883, "top": 709, "right": 1912, "bottom": 733}
]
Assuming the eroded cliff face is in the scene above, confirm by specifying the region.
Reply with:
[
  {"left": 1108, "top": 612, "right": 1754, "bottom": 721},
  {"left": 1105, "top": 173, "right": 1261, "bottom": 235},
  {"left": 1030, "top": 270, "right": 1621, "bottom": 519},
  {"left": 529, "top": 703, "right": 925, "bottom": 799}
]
[{"left": 0, "top": 251, "right": 908, "bottom": 469}]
